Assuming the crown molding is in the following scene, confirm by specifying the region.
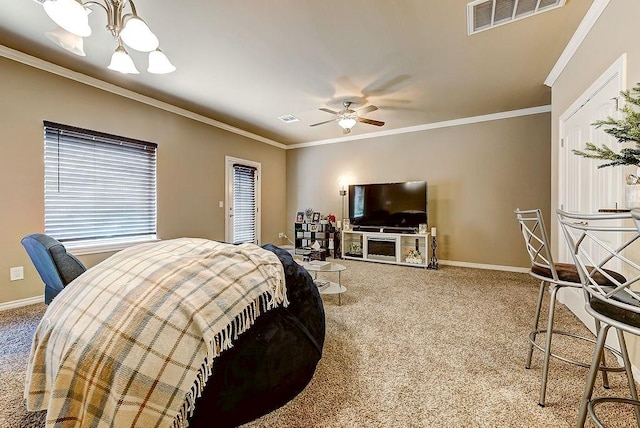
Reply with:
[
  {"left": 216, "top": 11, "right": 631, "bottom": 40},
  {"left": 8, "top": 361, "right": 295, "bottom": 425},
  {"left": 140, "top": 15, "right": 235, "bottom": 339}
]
[
  {"left": 0, "top": 44, "right": 551, "bottom": 151},
  {"left": 0, "top": 45, "right": 287, "bottom": 150},
  {"left": 289, "top": 105, "right": 551, "bottom": 149},
  {"left": 545, "top": 0, "right": 611, "bottom": 87}
]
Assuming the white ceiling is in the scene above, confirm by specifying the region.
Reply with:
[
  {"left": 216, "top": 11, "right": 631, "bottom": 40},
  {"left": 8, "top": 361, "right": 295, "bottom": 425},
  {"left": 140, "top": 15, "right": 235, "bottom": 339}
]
[{"left": 0, "top": 0, "right": 593, "bottom": 145}]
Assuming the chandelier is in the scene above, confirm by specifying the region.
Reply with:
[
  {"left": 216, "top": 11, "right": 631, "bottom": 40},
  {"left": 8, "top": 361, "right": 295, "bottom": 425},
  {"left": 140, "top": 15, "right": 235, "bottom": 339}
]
[{"left": 40, "top": 0, "right": 175, "bottom": 75}]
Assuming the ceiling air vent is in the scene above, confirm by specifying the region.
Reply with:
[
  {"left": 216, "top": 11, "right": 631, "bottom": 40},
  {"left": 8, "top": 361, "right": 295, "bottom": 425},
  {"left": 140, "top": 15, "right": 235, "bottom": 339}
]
[
  {"left": 467, "top": 0, "right": 565, "bottom": 35},
  {"left": 278, "top": 114, "right": 299, "bottom": 123}
]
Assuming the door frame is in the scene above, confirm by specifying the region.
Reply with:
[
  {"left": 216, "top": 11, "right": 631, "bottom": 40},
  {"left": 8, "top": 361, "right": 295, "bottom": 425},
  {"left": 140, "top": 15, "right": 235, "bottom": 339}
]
[
  {"left": 556, "top": 54, "right": 626, "bottom": 345},
  {"left": 225, "top": 156, "right": 262, "bottom": 244},
  {"left": 558, "top": 53, "right": 626, "bottom": 260}
]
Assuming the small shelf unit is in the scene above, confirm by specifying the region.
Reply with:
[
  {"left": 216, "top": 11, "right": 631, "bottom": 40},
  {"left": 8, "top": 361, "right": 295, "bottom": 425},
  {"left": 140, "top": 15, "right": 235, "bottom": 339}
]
[
  {"left": 342, "top": 230, "right": 429, "bottom": 268},
  {"left": 294, "top": 222, "right": 338, "bottom": 258}
]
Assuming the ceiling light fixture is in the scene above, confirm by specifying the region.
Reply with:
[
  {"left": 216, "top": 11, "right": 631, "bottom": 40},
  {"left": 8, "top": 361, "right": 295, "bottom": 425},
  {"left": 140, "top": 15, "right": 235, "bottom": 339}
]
[
  {"left": 311, "top": 101, "right": 384, "bottom": 134},
  {"left": 337, "top": 112, "right": 357, "bottom": 132},
  {"left": 40, "top": 0, "right": 175, "bottom": 74}
]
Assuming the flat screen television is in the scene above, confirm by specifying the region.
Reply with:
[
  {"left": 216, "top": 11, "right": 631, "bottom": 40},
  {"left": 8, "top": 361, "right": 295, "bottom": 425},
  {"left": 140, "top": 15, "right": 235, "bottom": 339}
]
[{"left": 348, "top": 181, "right": 427, "bottom": 229}]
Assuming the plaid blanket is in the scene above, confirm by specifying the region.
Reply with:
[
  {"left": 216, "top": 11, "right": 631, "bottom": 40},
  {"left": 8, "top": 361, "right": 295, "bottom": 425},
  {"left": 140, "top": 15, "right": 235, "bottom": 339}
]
[{"left": 24, "top": 238, "right": 287, "bottom": 427}]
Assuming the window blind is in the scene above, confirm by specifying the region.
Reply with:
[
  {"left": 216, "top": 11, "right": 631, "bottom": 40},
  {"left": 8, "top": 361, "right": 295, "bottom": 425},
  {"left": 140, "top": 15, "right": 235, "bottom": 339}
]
[
  {"left": 44, "top": 121, "right": 157, "bottom": 244},
  {"left": 232, "top": 164, "right": 257, "bottom": 244}
]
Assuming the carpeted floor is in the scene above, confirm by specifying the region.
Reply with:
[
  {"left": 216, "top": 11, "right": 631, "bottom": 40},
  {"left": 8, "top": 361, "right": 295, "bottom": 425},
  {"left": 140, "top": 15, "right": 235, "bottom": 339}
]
[
  {"left": 1, "top": 261, "right": 637, "bottom": 427},
  {"left": 0, "top": 303, "right": 47, "bottom": 428}
]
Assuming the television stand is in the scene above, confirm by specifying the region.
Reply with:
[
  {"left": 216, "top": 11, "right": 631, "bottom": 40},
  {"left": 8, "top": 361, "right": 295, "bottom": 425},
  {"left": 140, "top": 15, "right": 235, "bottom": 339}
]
[{"left": 341, "top": 230, "right": 429, "bottom": 268}]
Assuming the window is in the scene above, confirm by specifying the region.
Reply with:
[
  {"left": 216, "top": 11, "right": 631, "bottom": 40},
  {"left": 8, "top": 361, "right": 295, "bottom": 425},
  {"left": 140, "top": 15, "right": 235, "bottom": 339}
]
[
  {"left": 44, "top": 121, "right": 157, "bottom": 252},
  {"left": 231, "top": 163, "right": 258, "bottom": 244}
]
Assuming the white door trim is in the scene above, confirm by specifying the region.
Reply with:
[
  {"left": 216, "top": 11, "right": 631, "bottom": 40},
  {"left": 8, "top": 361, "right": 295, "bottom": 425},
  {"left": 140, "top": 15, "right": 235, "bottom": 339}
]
[
  {"left": 556, "top": 54, "right": 626, "bottom": 346},
  {"left": 557, "top": 54, "right": 626, "bottom": 254},
  {"left": 558, "top": 54, "right": 626, "bottom": 125}
]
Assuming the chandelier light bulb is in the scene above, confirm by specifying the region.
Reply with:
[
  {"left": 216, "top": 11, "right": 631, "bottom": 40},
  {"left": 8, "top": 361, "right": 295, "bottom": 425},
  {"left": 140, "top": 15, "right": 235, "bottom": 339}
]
[
  {"left": 147, "top": 49, "right": 176, "bottom": 74},
  {"left": 43, "top": 0, "right": 91, "bottom": 37},
  {"left": 121, "top": 17, "right": 159, "bottom": 52},
  {"left": 46, "top": 27, "right": 86, "bottom": 56},
  {"left": 108, "top": 45, "right": 140, "bottom": 74},
  {"left": 41, "top": 0, "right": 173, "bottom": 75}
]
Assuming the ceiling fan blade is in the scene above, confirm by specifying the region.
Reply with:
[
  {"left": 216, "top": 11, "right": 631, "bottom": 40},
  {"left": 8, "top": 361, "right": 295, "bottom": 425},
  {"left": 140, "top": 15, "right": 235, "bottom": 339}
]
[
  {"left": 357, "top": 105, "right": 378, "bottom": 114},
  {"left": 310, "top": 119, "right": 337, "bottom": 127},
  {"left": 358, "top": 117, "right": 385, "bottom": 126},
  {"left": 319, "top": 108, "right": 339, "bottom": 115}
]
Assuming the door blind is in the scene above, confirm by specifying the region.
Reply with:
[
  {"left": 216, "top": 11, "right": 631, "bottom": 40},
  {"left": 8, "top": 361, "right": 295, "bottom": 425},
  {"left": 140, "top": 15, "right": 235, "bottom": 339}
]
[
  {"left": 232, "top": 164, "right": 257, "bottom": 244},
  {"left": 44, "top": 121, "right": 157, "bottom": 243}
]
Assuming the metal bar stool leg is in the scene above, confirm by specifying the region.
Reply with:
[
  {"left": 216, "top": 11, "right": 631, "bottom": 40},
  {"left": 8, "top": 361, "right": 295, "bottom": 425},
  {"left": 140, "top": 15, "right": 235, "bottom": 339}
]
[
  {"left": 526, "top": 280, "right": 546, "bottom": 369},
  {"left": 617, "top": 328, "right": 640, "bottom": 424},
  {"left": 594, "top": 319, "right": 610, "bottom": 389},
  {"left": 576, "top": 324, "right": 610, "bottom": 428},
  {"left": 539, "top": 284, "right": 559, "bottom": 407}
]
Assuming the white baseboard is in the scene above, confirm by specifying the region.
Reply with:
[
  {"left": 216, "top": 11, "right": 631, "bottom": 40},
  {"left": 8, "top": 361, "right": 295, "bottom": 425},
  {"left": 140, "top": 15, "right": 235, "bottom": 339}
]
[
  {"left": 439, "top": 259, "right": 529, "bottom": 274},
  {"left": 0, "top": 295, "right": 43, "bottom": 311}
]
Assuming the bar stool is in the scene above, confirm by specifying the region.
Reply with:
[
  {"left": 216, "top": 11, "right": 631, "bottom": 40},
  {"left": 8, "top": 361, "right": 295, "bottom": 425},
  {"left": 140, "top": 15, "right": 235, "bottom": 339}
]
[
  {"left": 557, "top": 209, "right": 640, "bottom": 427},
  {"left": 514, "top": 209, "right": 623, "bottom": 407}
]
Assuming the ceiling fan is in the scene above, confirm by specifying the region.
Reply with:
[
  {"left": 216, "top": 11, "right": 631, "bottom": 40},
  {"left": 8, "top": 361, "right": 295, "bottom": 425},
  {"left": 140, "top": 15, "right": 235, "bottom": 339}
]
[{"left": 310, "top": 101, "right": 385, "bottom": 134}]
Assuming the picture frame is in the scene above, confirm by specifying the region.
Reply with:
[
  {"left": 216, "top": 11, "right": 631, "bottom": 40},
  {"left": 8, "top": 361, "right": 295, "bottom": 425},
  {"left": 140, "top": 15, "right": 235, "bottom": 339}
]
[
  {"left": 295, "top": 211, "right": 304, "bottom": 223},
  {"left": 312, "top": 212, "right": 321, "bottom": 223}
]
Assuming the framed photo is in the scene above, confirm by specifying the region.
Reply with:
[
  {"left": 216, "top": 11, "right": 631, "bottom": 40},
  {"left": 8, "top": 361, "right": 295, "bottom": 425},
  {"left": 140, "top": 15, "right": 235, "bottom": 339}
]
[
  {"left": 295, "top": 211, "right": 304, "bottom": 223},
  {"left": 312, "top": 212, "right": 321, "bottom": 223}
]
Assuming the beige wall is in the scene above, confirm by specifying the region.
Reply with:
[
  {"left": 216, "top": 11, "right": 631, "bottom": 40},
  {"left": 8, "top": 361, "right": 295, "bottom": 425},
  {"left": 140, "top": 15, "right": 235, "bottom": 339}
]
[
  {"left": 0, "top": 56, "right": 287, "bottom": 304},
  {"left": 287, "top": 113, "right": 551, "bottom": 268},
  {"left": 549, "top": 0, "right": 640, "bottom": 372},
  {"left": 550, "top": 0, "right": 640, "bottom": 250}
]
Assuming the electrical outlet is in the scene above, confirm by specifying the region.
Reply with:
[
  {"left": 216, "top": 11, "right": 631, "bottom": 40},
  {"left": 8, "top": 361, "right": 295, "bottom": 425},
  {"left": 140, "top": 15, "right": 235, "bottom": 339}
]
[
  {"left": 278, "top": 232, "right": 285, "bottom": 238},
  {"left": 10, "top": 266, "right": 24, "bottom": 281}
]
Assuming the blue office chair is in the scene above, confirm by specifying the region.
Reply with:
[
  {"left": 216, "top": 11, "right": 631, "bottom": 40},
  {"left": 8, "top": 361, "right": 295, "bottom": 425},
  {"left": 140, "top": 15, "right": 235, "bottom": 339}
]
[{"left": 21, "top": 233, "right": 86, "bottom": 304}]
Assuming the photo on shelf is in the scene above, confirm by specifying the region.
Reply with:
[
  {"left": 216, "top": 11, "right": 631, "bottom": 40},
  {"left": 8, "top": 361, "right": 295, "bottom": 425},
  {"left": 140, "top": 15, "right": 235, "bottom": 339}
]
[
  {"left": 295, "top": 211, "right": 304, "bottom": 223},
  {"left": 312, "top": 212, "right": 321, "bottom": 223}
]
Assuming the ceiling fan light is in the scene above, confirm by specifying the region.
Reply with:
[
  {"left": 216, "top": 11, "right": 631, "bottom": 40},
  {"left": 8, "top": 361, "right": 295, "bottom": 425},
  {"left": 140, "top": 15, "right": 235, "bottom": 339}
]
[
  {"left": 46, "top": 26, "right": 86, "bottom": 56},
  {"left": 338, "top": 117, "right": 357, "bottom": 130},
  {"left": 108, "top": 46, "right": 140, "bottom": 74},
  {"left": 43, "top": 0, "right": 91, "bottom": 37},
  {"left": 147, "top": 49, "right": 176, "bottom": 74},
  {"left": 121, "top": 17, "right": 159, "bottom": 52}
]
